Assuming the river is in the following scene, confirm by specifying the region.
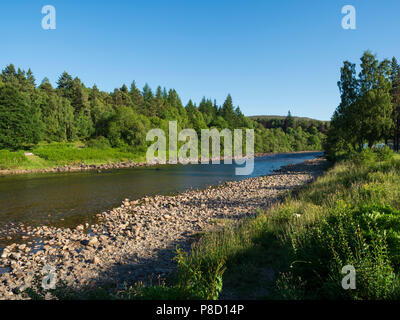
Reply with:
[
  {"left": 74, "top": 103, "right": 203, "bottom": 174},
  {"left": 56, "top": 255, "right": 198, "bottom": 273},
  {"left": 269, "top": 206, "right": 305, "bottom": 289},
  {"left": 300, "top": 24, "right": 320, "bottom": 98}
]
[{"left": 0, "top": 152, "right": 322, "bottom": 233}]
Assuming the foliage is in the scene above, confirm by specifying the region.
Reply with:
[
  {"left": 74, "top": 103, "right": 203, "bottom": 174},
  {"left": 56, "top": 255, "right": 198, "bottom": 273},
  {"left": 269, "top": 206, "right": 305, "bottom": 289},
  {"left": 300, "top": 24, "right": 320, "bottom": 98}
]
[
  {"left": 326, "top": 51, "right": 397, "bottom": 160},
  {"left": 0, "top": 85, "right": 43, "bottom": 149},
  {"left": 0, "top": 64, "right": 325, "bottom": 166},
  {"left": 86, "top": 136, "right": 111, "bottom": 149}
]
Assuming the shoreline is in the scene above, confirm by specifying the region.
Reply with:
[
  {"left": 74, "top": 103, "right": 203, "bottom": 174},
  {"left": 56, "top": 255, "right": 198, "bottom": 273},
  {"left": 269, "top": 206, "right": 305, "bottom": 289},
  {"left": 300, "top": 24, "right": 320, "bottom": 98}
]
[
  {"left": 0, "top": 157, "right": 327, "bottom": 299},
  {"left": 0, "top": 150, "right": 323, "bottom": 177}
]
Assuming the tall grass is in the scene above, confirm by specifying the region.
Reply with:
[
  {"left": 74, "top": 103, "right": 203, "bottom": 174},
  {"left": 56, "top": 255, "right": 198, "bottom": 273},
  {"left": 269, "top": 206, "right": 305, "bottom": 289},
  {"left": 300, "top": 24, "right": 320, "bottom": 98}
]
[{"left": 0, "top": 150, "right": 28, "bottom": 169}]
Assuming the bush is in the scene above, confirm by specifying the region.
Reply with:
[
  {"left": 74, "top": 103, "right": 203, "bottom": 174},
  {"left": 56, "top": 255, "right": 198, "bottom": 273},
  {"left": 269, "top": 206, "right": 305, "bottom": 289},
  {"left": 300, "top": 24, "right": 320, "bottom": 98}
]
[
  {"left": 374, "top": 146, "right": 395, "bottom": 162},
  {"left": 348, "top": 148, "right": 377, "bottom": 165},
  {"left": 86, "top": 136, "right": 111, "bottom": 149},
  {"left": 354, "top": 204, "right": 400, "bottom": 268}
]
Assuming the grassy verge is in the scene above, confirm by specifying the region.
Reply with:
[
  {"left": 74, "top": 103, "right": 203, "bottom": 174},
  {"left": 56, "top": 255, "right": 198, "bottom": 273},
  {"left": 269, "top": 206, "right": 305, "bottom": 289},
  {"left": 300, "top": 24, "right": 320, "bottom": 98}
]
[{"left": 0, "top": 142, "right": 146, "bottom": 171}]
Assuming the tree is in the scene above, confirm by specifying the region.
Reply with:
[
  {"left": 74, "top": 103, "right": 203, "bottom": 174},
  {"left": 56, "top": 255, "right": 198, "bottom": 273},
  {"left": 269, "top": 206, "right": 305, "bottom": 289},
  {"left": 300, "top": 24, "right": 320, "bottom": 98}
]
[
  {"left": 284, "top": 110, "right": 294, "bottom": 133},
  {"left": 186, "top": 100, "right": 207, "bottom": 133},
  {"left": 0, "top": 85, "right": 43, "bottom": 149},
  {"left": 75, "top": 109, "right": 94, "bottom": 140},
  {"left": 391, "top": 57, "right": 400, "bottom": 151},
  {"left": 357, "top": 53, "right": 393, "bottom": 147},
  {"left": 107, "top": 106, "right": 150, "bottom": 150},
  {"left": 326, "top": 51, "right": 394, "bottom": 159},
  {"left": 40, "top": 77, "right": 53, "bottom": 92},
  {"left": 335, "top": 60, "right": 361, "bottom": 150},
  {"left": 56, "top": 71, "right": 74, "bottom": 98},
  {"left": 220, "top": 94, "right": 236, "bottom": 128},
  {"left": 0, "top": 64, "right": 328, "bottom": 155},
  {"left": 130, "top": 81, "right": 145, "bottom": 113}
]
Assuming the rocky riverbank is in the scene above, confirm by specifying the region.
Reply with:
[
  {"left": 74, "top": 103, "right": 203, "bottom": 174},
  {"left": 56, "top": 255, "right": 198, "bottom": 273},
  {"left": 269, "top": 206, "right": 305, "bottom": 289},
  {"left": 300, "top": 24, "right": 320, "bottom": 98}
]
[{"left": 0, "top": 158, "right": 326, "bottom": 299}]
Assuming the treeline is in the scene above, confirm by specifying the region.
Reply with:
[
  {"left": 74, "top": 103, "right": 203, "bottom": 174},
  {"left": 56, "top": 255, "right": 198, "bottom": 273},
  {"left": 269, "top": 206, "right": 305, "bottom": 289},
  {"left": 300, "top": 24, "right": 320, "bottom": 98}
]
[
  {"left": 252, "top": 112, "right": 329, "bottom": 134},
  {"left": 0, "top": 64, "right": 324, "bottom": 154},
  {"left": 325, "top": 51, "right": 400, "bottom": 159}
]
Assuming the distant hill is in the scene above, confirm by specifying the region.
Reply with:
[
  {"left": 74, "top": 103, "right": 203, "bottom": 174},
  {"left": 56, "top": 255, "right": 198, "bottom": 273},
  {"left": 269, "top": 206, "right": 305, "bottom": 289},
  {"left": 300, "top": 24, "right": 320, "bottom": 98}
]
[
  {"left": 249, "top": 115, "right": 329, "bottom": 122},
  {"left": 249, "top": 115, "right": 330, "bottom": 134}
]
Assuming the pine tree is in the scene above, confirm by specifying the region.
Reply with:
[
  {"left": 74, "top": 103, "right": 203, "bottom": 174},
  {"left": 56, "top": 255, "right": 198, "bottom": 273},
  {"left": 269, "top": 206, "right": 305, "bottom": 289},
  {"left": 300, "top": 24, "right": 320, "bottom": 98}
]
[
  {"left": 130, "top": 81, "right": 145, "bottom": 114},
  {"left": 220, "top": 94, "right": 235, "bottom": 128},
  {"left": 56, "top": 71, "right": 74, "bottom": 100},
  {"left": 284, "top": 111, "right": 294, "bottom": 133},
  {"left": 0, "top": 85, "right": 43, "bottom": 149}
]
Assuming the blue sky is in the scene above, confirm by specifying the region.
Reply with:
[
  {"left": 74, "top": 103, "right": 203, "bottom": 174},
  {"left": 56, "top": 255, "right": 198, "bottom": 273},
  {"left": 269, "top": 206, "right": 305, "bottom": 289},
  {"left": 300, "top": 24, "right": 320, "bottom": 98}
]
[{"left": 0, "top": 0, "right": 399, "bottom": 120}]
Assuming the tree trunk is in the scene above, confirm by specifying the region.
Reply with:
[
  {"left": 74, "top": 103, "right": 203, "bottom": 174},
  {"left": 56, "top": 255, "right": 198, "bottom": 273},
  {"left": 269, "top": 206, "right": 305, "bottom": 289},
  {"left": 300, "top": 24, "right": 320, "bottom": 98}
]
[
  {"left": 368, "top": 141, "right": 374, "bottom": 148},
  {"left": 396, "top": 118, "right": 400, "bottom": 151}
]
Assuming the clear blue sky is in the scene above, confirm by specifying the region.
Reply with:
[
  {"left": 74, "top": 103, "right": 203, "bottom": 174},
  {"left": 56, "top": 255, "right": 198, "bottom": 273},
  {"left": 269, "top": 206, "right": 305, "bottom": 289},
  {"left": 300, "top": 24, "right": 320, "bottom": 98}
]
[{"left": 1, "top": 0, "right": 399, "bottom": 120}]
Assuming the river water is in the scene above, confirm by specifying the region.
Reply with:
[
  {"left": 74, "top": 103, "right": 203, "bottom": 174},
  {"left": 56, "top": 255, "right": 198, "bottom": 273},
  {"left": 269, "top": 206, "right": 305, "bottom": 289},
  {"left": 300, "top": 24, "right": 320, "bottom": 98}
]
[{"left": 0, "top": 152, "right": 322, "bottom": 231}]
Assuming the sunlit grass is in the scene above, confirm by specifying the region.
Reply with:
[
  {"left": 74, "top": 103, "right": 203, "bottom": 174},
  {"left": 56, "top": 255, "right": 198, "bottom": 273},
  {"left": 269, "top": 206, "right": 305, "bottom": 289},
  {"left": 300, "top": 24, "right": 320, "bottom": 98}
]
[{"left": 0, "top": 141, "right": 147, "bottom": 171}]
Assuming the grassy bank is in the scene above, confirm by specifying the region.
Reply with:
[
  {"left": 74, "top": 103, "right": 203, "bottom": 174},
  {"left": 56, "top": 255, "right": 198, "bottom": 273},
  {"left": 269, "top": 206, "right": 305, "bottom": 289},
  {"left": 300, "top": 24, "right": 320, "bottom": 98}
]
[
  {"left": 124, "top": 148, "right": 400, "bottom": 300},
  {"left": 0, "top": 141, "right": 320, "bottom": 174},
  {"left": 0, "top": 142, "right": 146, "bottom": 171}
]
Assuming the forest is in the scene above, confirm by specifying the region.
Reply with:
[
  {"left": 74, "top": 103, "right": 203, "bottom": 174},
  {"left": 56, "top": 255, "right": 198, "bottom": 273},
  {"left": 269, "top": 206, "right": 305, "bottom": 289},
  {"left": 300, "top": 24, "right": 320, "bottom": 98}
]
[{"left": 0, "top": 64, "right": 325, "bottom": 169}]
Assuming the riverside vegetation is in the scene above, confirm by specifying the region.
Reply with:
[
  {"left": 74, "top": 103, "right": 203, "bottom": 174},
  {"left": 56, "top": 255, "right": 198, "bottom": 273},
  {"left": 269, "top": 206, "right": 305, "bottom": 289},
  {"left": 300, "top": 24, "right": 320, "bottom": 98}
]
[{"left": 0, "top": 64, "right": 326, "bottom": 172}]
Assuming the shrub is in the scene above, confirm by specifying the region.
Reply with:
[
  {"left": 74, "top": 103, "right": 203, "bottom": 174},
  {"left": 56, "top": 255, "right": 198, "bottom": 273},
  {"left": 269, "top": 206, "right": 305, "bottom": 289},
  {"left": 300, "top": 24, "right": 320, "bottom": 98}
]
[
  {"left": 348, "top": 148, "right": 376, "bottom": 165},
  {"left": 354, "top": 204, "right": 400, "bottom": 268},
  {"left": 277, "top": 201, "right": 399, "bottom": 300},
  {"left": 374, "top": 146, "right": 395, "bottom": 162},
  {"left": 86, "top": 136, "right": 111, "bottom": 149}
]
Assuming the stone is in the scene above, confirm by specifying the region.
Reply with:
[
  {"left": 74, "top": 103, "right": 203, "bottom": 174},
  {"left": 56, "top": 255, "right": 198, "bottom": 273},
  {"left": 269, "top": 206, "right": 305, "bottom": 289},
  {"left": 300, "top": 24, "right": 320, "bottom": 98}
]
[
  {"left": 99, "top": 235, "right": 108, "bottom": 243},
  {"left": 88, "top": 237, "right": 99, "bottom": 247}
]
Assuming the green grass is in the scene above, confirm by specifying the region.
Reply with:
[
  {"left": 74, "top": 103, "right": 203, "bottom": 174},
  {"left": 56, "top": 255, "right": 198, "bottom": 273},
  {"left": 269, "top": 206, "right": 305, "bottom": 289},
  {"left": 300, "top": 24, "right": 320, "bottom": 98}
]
[
  {"left": 0, "top": 141, "right": 147, "bottom": 171},
  {"left": 0, "top": 150, "right": 29, "bottom": 169}
]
